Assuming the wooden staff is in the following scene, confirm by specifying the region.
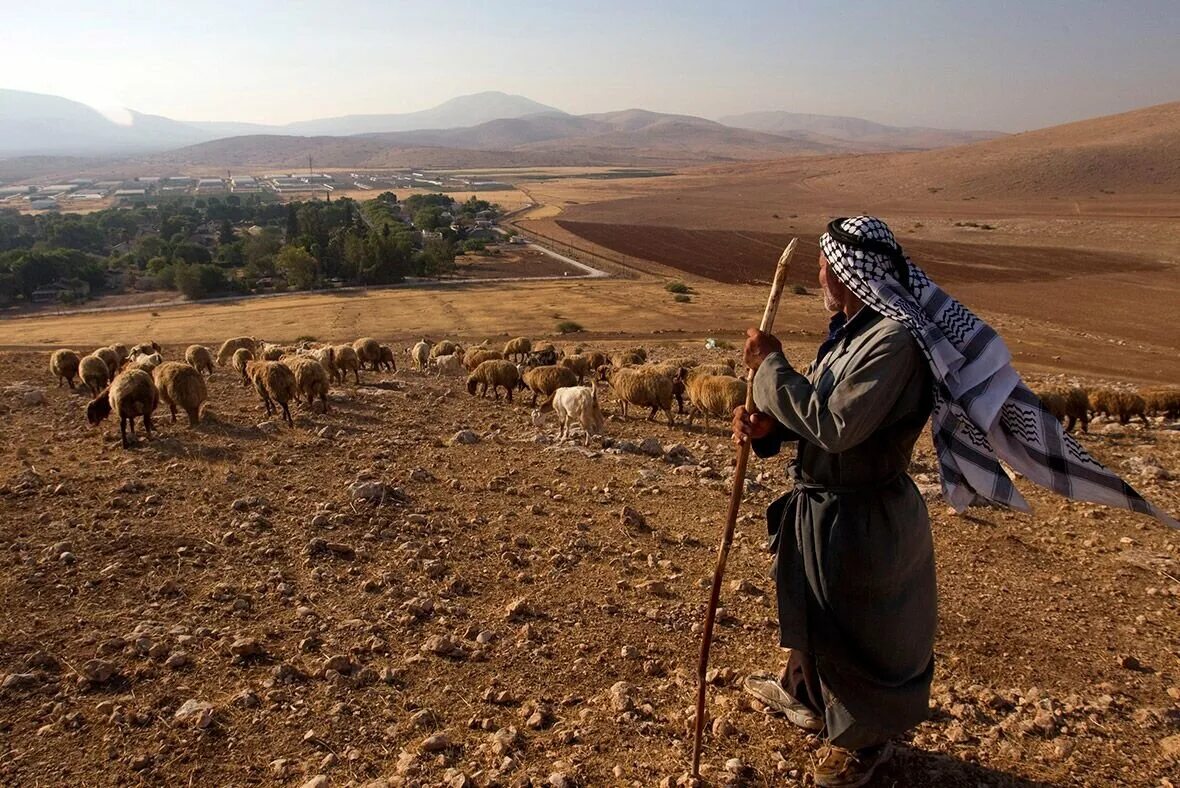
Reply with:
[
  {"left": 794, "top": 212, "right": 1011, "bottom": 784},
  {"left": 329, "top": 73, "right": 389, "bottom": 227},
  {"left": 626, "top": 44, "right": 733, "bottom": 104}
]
[{"left": 691, "top": 237, "right": 797, "bottom": 778}]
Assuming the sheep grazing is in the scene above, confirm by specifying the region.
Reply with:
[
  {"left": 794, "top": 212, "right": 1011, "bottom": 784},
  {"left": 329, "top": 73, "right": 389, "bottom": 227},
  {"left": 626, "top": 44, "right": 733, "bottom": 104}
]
[
  {"left": 641, "top": 363, "right": 690, "bottom": 413},
  {"left": 686, "top": 363, "right": 738, "bottom": 382},
  {"left": 217, "top": 336, "right": 257, "bottom": 366},
  {"left": 284, "top": 356, "right": 332, "bottom": 412},
  {"left": 246, "top": 360, "right": 298, "bottom": 427},
  {"left": 582, "top": 350, "right": 609, "bottom": 370},
  {"left": 1143, "top": 387, "right": 1180, "bottom": 419},
  {"left": 353, "top": 337, "right": 383, "bottom": 370},
  {"left": 87, "top": 369, "right": 159, "bottom": 448},
  {"left": 94, "top": 346, "right": 121, "bottom": 376},
  {"left": 233, "top": 348, "right": 254, "bottom": 386},
  {"left": 153, "top": 361, "right": 208, "bottom": 426},
  {"left": 604, "top": 367, "right": 676, "bottom": 425},
  {"left": 1034, "top": 385, "right": 1090, "bottom": 433},
  {"left": 520, "top": 365, "right": 578, "bottom": 406},
  {"left": 1089, "top": 387, "right": 1149, "bottom": 426},
  {"left": 430, "top": 340, "right": 462, "bottom": 360},
  {"left": 378, "top": 344, "right": 397, "bottom": 372},
  {"left": 467, "top": 360, "right": 520, "bottom": 401},
  {"left": 433, "top": 353, "right": 465, "bottom": 377},
  {"left": 544, "top": 383, "right": 606, "bottom": 446},
  {"left": 661, "top": 356, "right": 699, "bottom": 370},
  {"left": 528, "top": 343, "right": 559, "bottom": 366},
  {"left": 503, "top": 336, "right": 532, "bottom": 362},
  {"left": 129, "top": 341, "right": 161, "bottom": 360},
  {"left": 464, "top": 348, "right": 504, "bottom": 371},
  {"left": 410, "top": 340, "right": 432, "bottom": 371},
  {"left": 109, "top": 343, "right": 129, "bottom": 366},
  {"left": 686, "top": 374, "right": 747, "bottom": 431},
  {"left": 79, "top": 354, "right": 111, "bottom": 395},
  {"left": 258, "top": 343, "right": 287, "bottom": 362},
  {"left": 131, "top": 353, "right": 164, "bottom": 373},
  {"left": 332, "top": 345, "right": 362, "bottom": 384},
  {"left": 559, "top": 353, "right": 593, "bottom": 383},
  {"left": 49, "top": 349, "right": 81, "bottom": 389},
  {"left": 185, "top": 344, "right": 215, "bottom": 376},
  {"left": 611, "top": 350, "right": 645, "bottom": 367}
]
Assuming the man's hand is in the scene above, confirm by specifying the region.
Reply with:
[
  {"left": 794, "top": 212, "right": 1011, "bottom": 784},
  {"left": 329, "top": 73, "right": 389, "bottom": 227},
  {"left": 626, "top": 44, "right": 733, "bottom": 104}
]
[
  {"left": 732, "top": 405, "right": 778, "bottom": 446},
  {"left": 743, "top": 328, "right": 783, "bottom": 372}
]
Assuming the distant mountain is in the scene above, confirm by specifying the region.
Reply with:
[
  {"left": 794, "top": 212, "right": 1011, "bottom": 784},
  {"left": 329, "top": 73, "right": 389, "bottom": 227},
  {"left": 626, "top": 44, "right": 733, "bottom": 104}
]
[
  {"left": 279, "top": 92, "right": 564, "bottom": 136},
  {"left": 719, "top": 110, "right": 1004, "bottom": 150}
]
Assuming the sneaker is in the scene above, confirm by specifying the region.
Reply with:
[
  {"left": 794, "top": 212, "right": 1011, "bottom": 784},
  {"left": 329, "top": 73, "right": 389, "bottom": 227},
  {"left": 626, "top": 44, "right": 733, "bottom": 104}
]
[
  {"left": 813, "top": 742, "right": 893, "bottom": 788},
  {"left": 742, "top": 673, "right": 824, "bottom": 732}
]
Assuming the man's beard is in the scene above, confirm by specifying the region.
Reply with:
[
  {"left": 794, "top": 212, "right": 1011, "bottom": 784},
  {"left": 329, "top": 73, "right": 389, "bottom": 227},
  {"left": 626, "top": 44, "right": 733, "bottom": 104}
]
[{"left": 822, "top": 282, "right": 842, "bottom": 313}]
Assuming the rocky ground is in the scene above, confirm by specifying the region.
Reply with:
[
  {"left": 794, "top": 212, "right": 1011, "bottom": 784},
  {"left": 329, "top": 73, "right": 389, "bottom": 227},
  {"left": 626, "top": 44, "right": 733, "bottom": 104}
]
[{"left": 0, "top": 345, "right": 1177, "bottom": 787}]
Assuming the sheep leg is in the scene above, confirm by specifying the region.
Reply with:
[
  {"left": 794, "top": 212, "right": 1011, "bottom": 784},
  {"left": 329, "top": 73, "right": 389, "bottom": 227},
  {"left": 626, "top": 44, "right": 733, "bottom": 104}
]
[
  {"left": 143, "top": 412, "right": 154, "bottom": 440},
  {"left": 281, "top": 400, "right": 293, "bottom": 427},
  {"left": 1140, "top": 413, "right": 1150, "bottom": 427},
  {"left": 647, "top": 405, "right": 658, "bottom": 422},
  {"left": 187, "top": 407, "right": 199, "bottom": 427},
  {"left": 321, "top": 393, "right": 329, "bottom": 413},
  {"left": 120, "top": 417, "right": 130, "bottom": 448},
  {"left": 353, "top": 369, "right": 360, "bottom": 385},
  {"left": 665, "top": 407, "right": 676, "bottom": 427},
  {"left": 506, "top": 386, "right": 513, "bottom": 403}
]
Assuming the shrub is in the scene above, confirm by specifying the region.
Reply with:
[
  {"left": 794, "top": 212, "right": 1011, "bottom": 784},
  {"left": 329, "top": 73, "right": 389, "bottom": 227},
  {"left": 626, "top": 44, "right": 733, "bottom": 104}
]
[
  {"left": 673, "top": 293, "right": 691, "bottom": 303},
  {"left": 556, "top": 320, "right": 583, "bottom": 334},
  {"left": 791, "top": 284, "right": 808, "bottom": 295},
  {"left": 295, "top": 334, "right": 317, "bottom": 343},
  {"left": 665, "top": 281, "right": 692, "bottom": 294}
]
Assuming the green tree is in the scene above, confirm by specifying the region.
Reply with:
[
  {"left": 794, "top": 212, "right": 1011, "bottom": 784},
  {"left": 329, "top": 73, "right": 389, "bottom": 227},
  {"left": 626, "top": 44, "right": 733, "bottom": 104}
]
[
  {"left": 276, "top": 245, "right": 318, "bottom": 290},
  {"left": 218, "top": 219, "right": 235, "bottom": 245}
]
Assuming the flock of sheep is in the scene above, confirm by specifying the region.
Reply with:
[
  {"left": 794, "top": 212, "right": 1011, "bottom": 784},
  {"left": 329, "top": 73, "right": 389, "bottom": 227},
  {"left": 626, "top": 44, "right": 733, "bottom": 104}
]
[{"left": 46, "top": 338, "right": 1178, "bottom": 451}]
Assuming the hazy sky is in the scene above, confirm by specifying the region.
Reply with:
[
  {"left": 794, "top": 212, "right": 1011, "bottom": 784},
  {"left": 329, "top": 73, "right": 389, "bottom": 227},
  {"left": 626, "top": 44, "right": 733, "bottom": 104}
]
[{"left": 5, "top": 0, "right": 1178, "bottom": 131}]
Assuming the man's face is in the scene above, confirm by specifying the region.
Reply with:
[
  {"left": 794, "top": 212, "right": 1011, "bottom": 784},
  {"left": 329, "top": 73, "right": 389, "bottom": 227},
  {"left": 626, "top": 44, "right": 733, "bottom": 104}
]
[{"left": 818, "top": 252, "right": 844, "bottom": 313}]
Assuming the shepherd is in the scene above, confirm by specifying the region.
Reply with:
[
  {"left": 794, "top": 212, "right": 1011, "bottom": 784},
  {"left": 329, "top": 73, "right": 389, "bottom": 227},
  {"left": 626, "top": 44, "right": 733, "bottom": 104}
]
[{"left": 731, "top": 216, "right": 1176, "bottom": 787}]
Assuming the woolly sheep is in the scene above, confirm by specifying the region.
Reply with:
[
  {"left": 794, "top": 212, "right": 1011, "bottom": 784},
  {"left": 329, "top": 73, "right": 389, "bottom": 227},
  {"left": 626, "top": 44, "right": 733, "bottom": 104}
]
[
  {"left": 79, "top": 354, "right": 111, "bottom": 396},
  {"left": 410, "top": 340, "right": 431, "bottom": 372},
  {"left": 542, "top": 383, "right": 605, "bottom": 446},
  {"left": 1034, "top": 385, "right": 1090, "bottom": 433},
  {"left": 582, "top": 350, "right": 609, "bottom": 370},
  {"left": 332, "top": 345, "right": 362, "bottom": 384},
  {"left": 686, "top": 374, "right": 746, "bottom": 431},
  {"left": 464, "top": 348, "right": 504, "bottom": 371},
  {"left": 185, "top": 344, "right": 215, "bottom": 376},
  {"left": 640, "top": 363, "right": 690, "bottom": 413},
  {"left": 661, "top": 355, "right": 699, "bottom": 370},
  {"left": 605, "top": 367, "right": 676, "bottom": 425},
  {"left": 129, "top": 341, "right": 161, "bottom": 360},
  {"left": 1143, "top": 387, "right": 1180, "bottom": 419},
  {"left": 528, "top": 344, "right": 559, "bottom": 366},
  {"left": 217, "top": 336, "right": 257, "bottom": 366},
  {"left": 246, "top": 360, "right": 298, "bottom": 427},
  {"left": 109, "top": 343, "right": 129, "bottom": 365},
  {"left": 284, "top": 356, "right": 331, "bottom": 412},
  {"left": 430, "top": 340, "right": 462, "bottom": 360},
  {"left": 686, "top": 363, "right": 739, "bottom": 382},
  {"left": 611, "top": 350, "right": 645, "bottom": 367},
  {"left": 433, "top": 353, "right": 465, "bottom": 377},
  {"left": 520, "top": 365, "right": 578, "bottom": 406},
  {"left": 467, "top": 360, "right": 520, "bottom": 401},
  {"left": 353, "top": 337, "right": 383, "bottom": 370},
  {"left": 1089, "top": 387, "right": 1149, "bottom": 426},
  {"left": 313, "top": 346, "right": 338, "bottom": 381},
  {"left": 94, "top": 347, "right": 121, "bottom": 376},
  {"left": 503, "top": 336, "right": 532, "bottom": 362},
  {"left": 559, "top": 353, "right": 593, "bottom": 383},
  {"left": 258, "top": 343, "right": 287, "bottom": 362},
  {"left": 233, "top": 348, "right": 254, "bottom": 386},
  {"left": 131, "top": 353, "right": 164, "bottom": 373},
  {"left": 87, "top": 369, "right": 159, "bottom": 448},
  {"left": 153, "top": 361, "right": 208, "bottom": 426},
  {"left": 49, "top": 349, "right": 81, "bottom": 389},
  {"left": 378, "top": 344, "right": 397, "bottom": 372}
]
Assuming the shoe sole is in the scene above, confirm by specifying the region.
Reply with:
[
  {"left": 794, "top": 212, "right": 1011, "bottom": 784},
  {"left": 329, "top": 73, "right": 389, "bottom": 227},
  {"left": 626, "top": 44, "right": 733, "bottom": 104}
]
[
  {"left": 813, "top": 742, "right": 894, "bottom": 788},
  {"left": 742, "top": 676, "right": 824, "bottom": 732}
]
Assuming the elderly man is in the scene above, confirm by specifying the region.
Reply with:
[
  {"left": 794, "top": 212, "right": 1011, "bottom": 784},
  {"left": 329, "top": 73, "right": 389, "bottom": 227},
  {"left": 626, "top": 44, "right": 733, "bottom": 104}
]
[{"left": 732, "top": 216, "right": 1175, "bottom": 787}]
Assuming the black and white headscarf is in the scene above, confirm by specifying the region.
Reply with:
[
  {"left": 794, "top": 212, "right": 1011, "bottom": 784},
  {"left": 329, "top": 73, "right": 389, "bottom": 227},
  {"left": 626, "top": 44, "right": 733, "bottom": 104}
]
[{"left": 820, "top": 215, "right": 1177, "bottom": 527}]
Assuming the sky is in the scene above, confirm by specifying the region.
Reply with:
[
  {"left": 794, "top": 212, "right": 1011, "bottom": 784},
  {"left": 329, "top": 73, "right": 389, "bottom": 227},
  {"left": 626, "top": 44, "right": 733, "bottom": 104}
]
[{"left": 4, "top": 0, "right": 1178, "bottom": 132}]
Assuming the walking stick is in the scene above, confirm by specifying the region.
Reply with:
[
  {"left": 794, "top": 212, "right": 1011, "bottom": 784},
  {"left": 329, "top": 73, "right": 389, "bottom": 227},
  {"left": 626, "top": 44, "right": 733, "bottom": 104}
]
[{"left": 691, "top": 237, "right": 797, "bottom": 779}]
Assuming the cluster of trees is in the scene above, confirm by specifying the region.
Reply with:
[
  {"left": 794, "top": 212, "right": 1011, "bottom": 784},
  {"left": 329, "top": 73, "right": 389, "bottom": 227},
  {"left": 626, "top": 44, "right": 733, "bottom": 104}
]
[{"left": 0, "top": 191, "right": 496, "bottom": 306}]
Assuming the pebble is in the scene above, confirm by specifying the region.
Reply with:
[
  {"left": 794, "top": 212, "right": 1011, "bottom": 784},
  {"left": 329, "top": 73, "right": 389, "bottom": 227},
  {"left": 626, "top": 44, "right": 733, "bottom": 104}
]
[
  {"left": 300, "top": 776, "right": 330, "bottom": 788},
  {"left": 173, "top": 699, "right": 215, "bottom": 728},
  {"left": 420, "top": 733, "right": 451, "bottom": 753},
  {"left": 620, "top": 506, "right": 650, "bottom": 531},
  {"left": 79, "top": 658, "right": 116, "bottom": 684},
  {"left": 450, "top": 430, "right": 480, "bottom": 445},
  {"left": 230, "top": 637, "right": 263, "bottom": 659}
]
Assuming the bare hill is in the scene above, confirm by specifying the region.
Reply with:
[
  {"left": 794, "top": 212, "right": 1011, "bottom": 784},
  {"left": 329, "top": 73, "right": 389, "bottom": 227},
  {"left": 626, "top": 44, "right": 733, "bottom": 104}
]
[{"left": 720, "top": 109, "right": 1003, "bottom": 150}]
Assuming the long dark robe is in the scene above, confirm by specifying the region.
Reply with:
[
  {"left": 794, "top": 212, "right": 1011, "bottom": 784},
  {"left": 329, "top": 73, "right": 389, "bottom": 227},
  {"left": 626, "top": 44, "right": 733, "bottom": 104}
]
[{"left": 751, "top": 308, "right": 937, "bottom": 747}]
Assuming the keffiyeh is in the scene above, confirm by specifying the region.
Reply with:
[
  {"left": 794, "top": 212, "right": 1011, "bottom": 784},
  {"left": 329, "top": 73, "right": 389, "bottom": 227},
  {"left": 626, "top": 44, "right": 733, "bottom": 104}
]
[{"left": 819, "top": 215, "right": 1177, "bottom": 527}]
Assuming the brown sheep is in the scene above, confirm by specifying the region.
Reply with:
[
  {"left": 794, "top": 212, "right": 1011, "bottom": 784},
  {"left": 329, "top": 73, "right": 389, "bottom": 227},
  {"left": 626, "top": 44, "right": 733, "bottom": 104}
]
[
  {"left": 611, "top": 350, "right": 645, "bottom": 368},
  {"left": 246, "top": 360, "right": 298, "bottom": 427},
  {"left": 686, "top": 363, "right": 739, "bottom": 382},
  {"left": 1034, "top": 385, "right": 1090, "bottom": 433},
  {"left": 217, "top": 336, "right": 257, "bottom": 366},
  {"left": 153, "top": 361, "right": 208, "bottom": 426},
  {"left": 233, "top": 348, "right": 254, "bottom": 386},
  {"left": 185, "top": 344, "right": 216, "bottom": 376},
  {"left": 503, "top": 336, "right": 532, "bottom": 362},
  {"left": 582, "top": 350, "right": 609, "bottom": 370},
  {"left": 686, "top": 374, "right": 746, "bottom": 431},
  {"left": 378, "top": 344, "right": 397, "bottom": 372},
  {"left": 87, "top": 369, "right": 158, "bottom": 448},
  {"left": 129, "top": 341, "right": 161, "bottom": 360},
  {"left": 467, "top": 360, "right": 520, "bottom": 401},
  {"left": 559, "top": 353, "right": 593, "bottom": 383},
  {"left": 464, "top": 348, "right": 504, "bottom": 371},
  {"left": 353, "top": 337, "right": 383, "bottom": 370},
  {"left": 109, "top": 343, "right": 129, "bottom": 366},
  {"left": 520, "top": 365, "right": 579, "bottom": 406},
  {"left": 49, "top": 349, "right": 81, "bottom": 388},
  {"left": 284, "top": 356, "right": 332, "bottom": 412},
  {"left": 1143, "top": 387, "right": 1180, "bottom": 419},
  {"left": 94, "top": 346, "right": 121, "bottom": 376},
  {"left": 1089, "top": 387, "right": 1149, "bottom": 426},
  {"left": 332, "top": 345, "right": 362, "bottom": 384},
  {"left": 605, "top": 367, "right": 676, "bottom": 425},
  {"left": 430, "top": 340, "right": 462, "bottom": 359},
  {"left": 79, "top": 354, "right": 111, "bottom": 396}
]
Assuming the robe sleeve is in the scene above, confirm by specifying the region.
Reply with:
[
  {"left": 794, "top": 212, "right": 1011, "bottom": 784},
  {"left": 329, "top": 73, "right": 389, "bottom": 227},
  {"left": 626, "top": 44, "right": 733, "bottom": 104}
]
[{"left": 751, "top": 327, "right": 921, "bottom": 455}]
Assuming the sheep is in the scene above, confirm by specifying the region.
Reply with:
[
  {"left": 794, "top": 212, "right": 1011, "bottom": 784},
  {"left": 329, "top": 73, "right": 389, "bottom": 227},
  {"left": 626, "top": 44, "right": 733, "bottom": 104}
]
[
  {"left": 611, "top": 350, "right": 645, "bottom": 367},
  {"left": 582, "top": 350, "right": 609, "bottom": 370},
  {"left": 640, "top": 363, "right": 690, "bottom": 413},
  {"left": 378, "top": 344, "right": 397, "bottom": 372},
  {"left": 661, "top": 355, "right": 699, "bottom": 370},
  {"left": 559, "top": 353, "right": 593, "bottom": 383},
  {"left": 217, "top": 336, "right": 257, "bottom": 366},
  {"left": 686, "top": 374, "right": 747, "bottom": 431},
  {"left": 184, "top": 344, "right": 215, "bottom": 376},
  {"left": 49, "top": 349, "right": 81, "bottom": 388},
  {"left": 129, "top": 341, "right": 161, "bottom": 360},
  {"left": 258, "top": 343, "right": 286, "bottom": 361},
  {"left": 332, "top": 345, "right": 362, "bottom": 384},
  {"left": 233, "top": 348, "right": 254, "bottom": 386},
  {"left": 94, "top": 346, "right": 121, "bottom": 376},
  {"left": 79, "top": 354, "right": 111, "bottom": 395},
  {"left": 541, "top": 383, "right": 606, "bottom": 446},
  {"left": 1034, "top": 385, "right": 1090, "bottom": 433},
  {"left": 627, "top": 346, "right": 648, "bottom": 362},
  {"left": 131, "top": 353, "right": 164, "bottom": 373},
  {"left": 467, "top": 360, "right": 520, "bottom": 401},
  {"left": 528, "top": 343, "right": 559, "bottom": 366},
  {"left": 430, "top": 340, "right": 462, "bottom": 359},
  {"left": 432, "top": 353, "right": 465, "bottom": 377},
  {"left": 1143, "top": 387, "right": 1180, "bottom": 419},
  {"left": 153, "top": 361, "right": 208, "bottom": 426},
  {"left": 686, "top": 363, "right": 739, "bottom": 382},
  {"left": 312, "top": 346, "right": 337, "bottom": 381},
  {"left": 246, "top": 360, "right": 298, "bottom": 427},
  {"left": 87, "top": 369, "right": 158, "bottom": 448},
  {"left": 604, "top": 367, "right": 676, "bottom": 425},
  {"left": 353, "top": 337, "right": 383, "bottom": 370},
  {"left": 410, "top": 340, "right": 432, "bottom": 372},
  {"left": 284, "top": 356, "right": 332, "bottom": 412},
  {"left": 109, "top": 343, "right": 129, "bottom": 366},
  {"left": 464, "top": 348, "right": 504, "bottom": 371},
  {"left": 1089, "top": 387, "right": 1149, "bottom": 426},
  {"left": 503, "top": 336, "right": 532, "bottom": 362},
  {"left": 520, "top": 365, "right": 579, "bottom": 406}
]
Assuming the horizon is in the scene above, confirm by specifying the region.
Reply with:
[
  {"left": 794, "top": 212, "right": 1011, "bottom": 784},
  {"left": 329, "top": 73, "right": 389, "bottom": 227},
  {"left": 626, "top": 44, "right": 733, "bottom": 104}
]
[{"left": 4, "top": 0, "right": 1179, "bottom": 133}]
